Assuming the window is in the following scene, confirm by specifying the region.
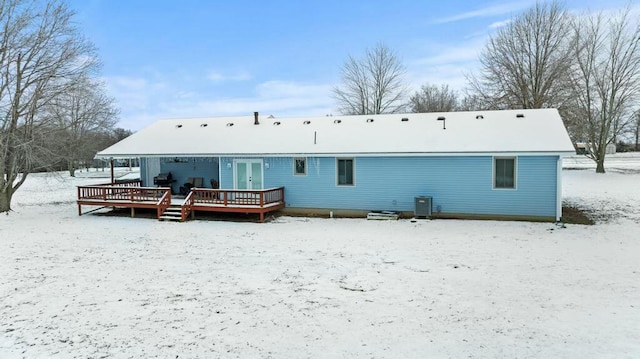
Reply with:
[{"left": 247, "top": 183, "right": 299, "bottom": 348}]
[
  {"left": 494, "top": 157, "right": 516, "bottom": 189},
  {"left": 337, "top": 158, "right": 354, "bottom": 186},
  {"left": 294, "top": 157, "right": 306, "bottom": 176}
]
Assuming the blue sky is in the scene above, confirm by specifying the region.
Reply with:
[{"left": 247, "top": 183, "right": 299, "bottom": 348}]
[{"left": 68, "top": 0, "right": 635, "bottom": 130}]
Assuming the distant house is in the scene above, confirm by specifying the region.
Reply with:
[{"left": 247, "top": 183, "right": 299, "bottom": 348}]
[
  {"left": 575, "top": 142, "right": 589, "bottom": 155},
  {"left": 575, "top": 142, "right": 616, "bottom": 155},
  {"left": 78, "top": 109, "right": 575, "bottom": 222}
]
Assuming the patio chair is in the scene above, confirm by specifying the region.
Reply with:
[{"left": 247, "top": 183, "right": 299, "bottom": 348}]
[{"left": 179, "top": 177, "right": 204, "bottom": 195}]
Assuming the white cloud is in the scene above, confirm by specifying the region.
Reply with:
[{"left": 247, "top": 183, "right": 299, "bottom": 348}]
[
  {"left": 433, "top": 1, "right": 532, "bottom": 24},
  {"left": 255, "top": 80, "right": 330, "bottom": 98},
  {"left": 405, "top": 36, "right": 489, "bottom": 93},
  {"left": 489, "top": 19, "right": 512, "bottom": 29},
  {"left": 206, "top": 69, "right": 252, "bottom": 82},
  {"left": 206, "top": 71, "right": 224, "bottom": 82},
  {"left": 104, "top": 76, "right": 153, "bottom": 112},
  {"left": 102, "top": 75, "right": 334, "bottom": 131},
  {"left": 412, "top": 38, "right": 485, "bottom": 67},
  {"left": 193, "top": 81, "right": 333, "bottom": 117},
  {"left": 73, "top": 54, "right": 99, "bottom": 69},
  {"left": 107, "top": 76, "right": 148, "bottom": 90},
  {"left": 569, "top": 3, "right": 640, "bottom": 27}
]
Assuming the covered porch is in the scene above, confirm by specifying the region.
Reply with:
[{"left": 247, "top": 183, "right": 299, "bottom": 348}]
[
  {"left": 77, "top": 181, "right": 285, "bottom": 222},
  {"left": 86, "top": 138, "right": 286, "bottom": 222}
]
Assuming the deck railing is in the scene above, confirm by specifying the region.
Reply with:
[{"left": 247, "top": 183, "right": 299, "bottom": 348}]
[
  {"left": 181, "top": 190, "right": 195, "bottom": 221},
  {"left": 77, "top": 185, "right": 170, "bottom": 203},
  {"left": 89, "top": 180, "right": 142, "bottom": 187},
  {"left": 113, "top": 179, "right": 142, "bottom": 187},
  {"left": 78, "top": 184, "right": 285, "bottom": 221},
  {"left": 191, "top": 187, "right": 285, "bottom": 207},
  {"left": 156, "top": 189, "right": 172, "bottom": 218}
]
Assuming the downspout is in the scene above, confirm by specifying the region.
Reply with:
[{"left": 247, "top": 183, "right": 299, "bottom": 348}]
[
  {"left": 110, "top": 158, "right": 115, "bottom": 185},
  {"left": 556, "top": 156, "right": 562, "bottom": 222}
]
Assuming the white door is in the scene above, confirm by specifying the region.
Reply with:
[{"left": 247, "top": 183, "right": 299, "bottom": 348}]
[
  {"left": 145, "top": 157, "right": 160, "bottom": 186},
  {"left": 234, "top": 159, "right": 263, "bottom": 190}
]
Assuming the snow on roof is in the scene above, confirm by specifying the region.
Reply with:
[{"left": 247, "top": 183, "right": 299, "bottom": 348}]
[{"left": 96, "top": 109, "right": 575, "bottom": 159}]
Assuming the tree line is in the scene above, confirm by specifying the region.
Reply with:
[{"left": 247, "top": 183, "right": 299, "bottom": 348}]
[
  {"left": 1, "top": 0, "right": 122, "bottom": 212},
  {"left": 333, "top": 2, "right": 640, "bottom": 174}
]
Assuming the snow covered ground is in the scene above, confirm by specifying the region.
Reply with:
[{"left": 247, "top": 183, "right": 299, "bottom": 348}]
[{"left": 1, "top": 156, "right": 639, "bottom": 358}]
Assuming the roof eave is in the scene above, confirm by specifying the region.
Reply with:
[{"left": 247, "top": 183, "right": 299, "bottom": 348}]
[{"left": 95, "top": 150, "right": 576, "bottom": 159}]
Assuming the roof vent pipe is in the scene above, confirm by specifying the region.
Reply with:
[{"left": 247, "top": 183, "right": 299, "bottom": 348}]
[
  {"left": 254, "top": 111, "right": 259, "bottom": 125},
  {"left": 437, "top": 116, "right": 446, "bottom": 130}
]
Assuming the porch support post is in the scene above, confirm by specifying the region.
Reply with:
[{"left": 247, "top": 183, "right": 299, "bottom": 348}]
[{"left": 110, "top": 158, "right": 115, "bottom": 184}]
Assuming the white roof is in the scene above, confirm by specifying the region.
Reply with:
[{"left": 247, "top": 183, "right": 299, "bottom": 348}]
[{"left": 96, "top": 109, "right": 575, "bottom": 159}]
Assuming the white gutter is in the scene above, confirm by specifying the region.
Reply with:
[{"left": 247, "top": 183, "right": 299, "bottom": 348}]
[{"left": 95, "top": 151, "right": 576, "bottom": 160}]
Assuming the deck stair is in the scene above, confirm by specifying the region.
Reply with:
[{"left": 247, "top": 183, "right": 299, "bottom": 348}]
[{"left": 159, "top": 205, "right": 184, "bottom": 222}]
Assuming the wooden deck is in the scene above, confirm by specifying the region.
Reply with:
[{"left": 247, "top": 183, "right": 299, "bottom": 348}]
[{"left": 77, "top": 183, "right": 285, "bottom": 222}]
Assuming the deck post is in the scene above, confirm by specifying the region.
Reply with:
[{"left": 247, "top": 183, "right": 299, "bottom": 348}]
[
  {"left": 77, "top": 187, "right": 82, "bottom": 216},
  {"left": 131, "top": 207, "right": 135, "bottom": 218}
]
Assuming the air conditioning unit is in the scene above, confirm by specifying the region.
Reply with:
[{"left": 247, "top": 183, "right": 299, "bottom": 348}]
[{"left": 414, "top": 196, "right": 432, "bottom": 218}]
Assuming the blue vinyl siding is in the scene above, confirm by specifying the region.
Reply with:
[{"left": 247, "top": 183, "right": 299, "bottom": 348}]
[
  {"left": 221, "top": 155, "right": 557, "bottom": 218},
  {"left": 174, "top": 155, "right": 558, "bottom": 218}
]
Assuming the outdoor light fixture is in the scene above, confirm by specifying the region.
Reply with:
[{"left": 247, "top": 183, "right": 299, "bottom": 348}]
[{"left": 227, "top": 163, "right": 232, "bottom": 169}]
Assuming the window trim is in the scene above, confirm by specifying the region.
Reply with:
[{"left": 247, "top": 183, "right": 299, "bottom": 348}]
[
  {"left": 336, "top": 158, "right": 355, "bottom": 186},
  {"left": 493, "top": 156, "right": 517, "bottom": 190},
  {"left": 293, "top": 157, "right": 307, "bottom": 176}
]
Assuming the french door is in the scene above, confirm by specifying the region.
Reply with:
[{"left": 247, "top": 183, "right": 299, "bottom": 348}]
[{"left": 234, "top": 159, "right": 263, "bottom": 190}]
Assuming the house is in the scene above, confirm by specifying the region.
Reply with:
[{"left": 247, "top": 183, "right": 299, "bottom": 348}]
[
  {"left": 79, "top": 109, "right": 575, "bottom": 222},
  {"left": 575, "top": 142, "right": 616, "bottom": 155}
]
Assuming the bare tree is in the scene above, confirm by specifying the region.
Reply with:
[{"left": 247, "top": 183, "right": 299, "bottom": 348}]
[
  {"left": 567, "top": 7, "right": 640, "bottom": 173},
  {"left": 111, "top": 127, "right": 133, "bottom": 142},
  {"left": 409, "top": 83, "right": 458, "bottom": 113},
  {"left": 46, "top": 76, "right": 119, "bottom": 176},
  {"left": 634, "top": 110, "right": 640, "bottom": 151},
  {"left": 468, "top": 1, "right": 573, "bottom": 112},
  {"left": 45, "top": 76, "right": 119, "bottom": 176},
  {"left": 333, "top": 44, "right": 406, "bottom": 115},
  {"left": 457, "top": 93, "right": 485, "bottom": 111},
  {"left": 0, "top": 0, "right": 97, "bottom": 212}
]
